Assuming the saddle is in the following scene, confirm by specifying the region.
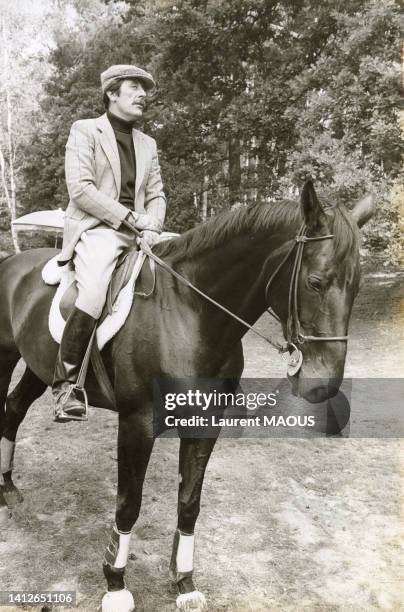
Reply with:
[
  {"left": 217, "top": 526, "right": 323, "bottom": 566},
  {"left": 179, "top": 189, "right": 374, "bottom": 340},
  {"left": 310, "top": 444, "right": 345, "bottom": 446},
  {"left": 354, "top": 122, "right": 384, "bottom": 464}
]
[
  {"left": 59, "top": 248, "right": 141, "bottom": 323},
  {"left": 42, "top": 247, "right": 154, "bottom": 351},
  {"left": 42, "top": 247, "right": 154, "bottom": 410}
]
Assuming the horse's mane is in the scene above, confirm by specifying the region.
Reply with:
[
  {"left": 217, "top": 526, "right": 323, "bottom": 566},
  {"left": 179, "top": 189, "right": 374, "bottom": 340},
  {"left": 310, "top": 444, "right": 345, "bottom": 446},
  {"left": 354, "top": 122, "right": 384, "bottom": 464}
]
[
  {"left": 155, "top": 198, "right": 359, "bottom": 267},
  {"left": 155, "top": 199, "right": 300, "bottom": 262}
]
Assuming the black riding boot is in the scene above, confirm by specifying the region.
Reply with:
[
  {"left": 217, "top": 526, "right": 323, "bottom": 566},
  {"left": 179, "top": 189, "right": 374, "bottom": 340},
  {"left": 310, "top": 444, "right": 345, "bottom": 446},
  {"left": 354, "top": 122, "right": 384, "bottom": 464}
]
[{"left": 52, "top": 307, "right": 97, "bottom": 422}]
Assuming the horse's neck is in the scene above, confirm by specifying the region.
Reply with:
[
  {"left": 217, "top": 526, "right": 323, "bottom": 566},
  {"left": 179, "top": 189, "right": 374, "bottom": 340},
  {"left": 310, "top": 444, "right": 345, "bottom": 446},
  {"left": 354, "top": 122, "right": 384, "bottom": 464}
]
[{"left": 180, "top": 229, "right": 292, "bottom": 345}]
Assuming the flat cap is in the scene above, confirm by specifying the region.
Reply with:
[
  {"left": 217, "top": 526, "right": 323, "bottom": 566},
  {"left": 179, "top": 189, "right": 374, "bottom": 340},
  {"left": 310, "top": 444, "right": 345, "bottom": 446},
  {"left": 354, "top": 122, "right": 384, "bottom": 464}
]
[{"left": 100, "top": 64, "right": 155, "bottom": 93}]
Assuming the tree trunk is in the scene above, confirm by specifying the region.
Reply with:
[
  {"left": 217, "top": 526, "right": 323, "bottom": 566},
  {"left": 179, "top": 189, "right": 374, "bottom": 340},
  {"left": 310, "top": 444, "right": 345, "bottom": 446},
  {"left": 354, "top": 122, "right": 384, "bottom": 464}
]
[
  {"left": 0, "top": 144, "right": 20, "bottom": 252},
  {"left": 228, "top": 136, "right": 241, "bottom": 206},
  {"left": 201, "top": 173, "right": 208, "bottom": 222},
  {"left": 1, "top": 16, "right": 20, "bottom": 253}
]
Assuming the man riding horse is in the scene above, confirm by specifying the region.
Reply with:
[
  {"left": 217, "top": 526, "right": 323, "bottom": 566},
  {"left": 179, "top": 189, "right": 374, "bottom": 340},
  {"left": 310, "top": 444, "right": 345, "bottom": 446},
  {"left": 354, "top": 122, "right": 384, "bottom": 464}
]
[{"left": 53, "top": 64, "right": 166, "bottom": 422}]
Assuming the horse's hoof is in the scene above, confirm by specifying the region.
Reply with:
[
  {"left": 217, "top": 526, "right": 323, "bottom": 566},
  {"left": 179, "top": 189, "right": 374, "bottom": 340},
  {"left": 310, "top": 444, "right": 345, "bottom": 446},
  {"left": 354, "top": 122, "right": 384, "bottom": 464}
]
[
  {"left": 101, "top": 588, "right": 135, "bottom": 612},
  {"left": 0, "top": 505, "right": 11, "bottom": 525},
  {"left": 176, "top": 591, "right": 207, "bottom": 611},
  {"left": 3, "top": 483, "right": 23, "bottom": 506}
]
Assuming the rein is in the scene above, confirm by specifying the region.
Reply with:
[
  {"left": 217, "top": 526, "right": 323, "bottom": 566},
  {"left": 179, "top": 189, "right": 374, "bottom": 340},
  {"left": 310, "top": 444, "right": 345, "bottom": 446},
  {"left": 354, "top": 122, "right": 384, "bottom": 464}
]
[
  {"left": 123, "top": 220, "right": 348, "bottom": 359},
  {"left": 128, "top": 226, "right": 286, "bottom": 354}
]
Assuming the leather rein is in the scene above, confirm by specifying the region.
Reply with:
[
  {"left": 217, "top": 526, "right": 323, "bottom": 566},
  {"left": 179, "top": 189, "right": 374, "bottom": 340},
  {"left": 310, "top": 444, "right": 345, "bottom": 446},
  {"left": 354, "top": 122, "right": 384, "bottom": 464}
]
[{"left": 124, "top": 220, "right": 349, "bottom": 362}]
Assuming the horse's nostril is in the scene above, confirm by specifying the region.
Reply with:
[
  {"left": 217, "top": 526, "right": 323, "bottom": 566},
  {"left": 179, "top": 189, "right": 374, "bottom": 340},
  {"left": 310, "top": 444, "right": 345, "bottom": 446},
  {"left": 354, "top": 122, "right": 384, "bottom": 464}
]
[
  {"left": 305, "top": 386, "right": 329, "bottom": 403},
  {"left": 293, "top": 378, "right": 342, "bottom": 404}
]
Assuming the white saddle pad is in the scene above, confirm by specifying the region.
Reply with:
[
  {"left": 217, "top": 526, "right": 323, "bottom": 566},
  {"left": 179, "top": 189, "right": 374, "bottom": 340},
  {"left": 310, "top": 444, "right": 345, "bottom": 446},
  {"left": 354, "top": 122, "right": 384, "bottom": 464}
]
[{"left": 42, "top": 253, "right": 147, "bottom": 350}]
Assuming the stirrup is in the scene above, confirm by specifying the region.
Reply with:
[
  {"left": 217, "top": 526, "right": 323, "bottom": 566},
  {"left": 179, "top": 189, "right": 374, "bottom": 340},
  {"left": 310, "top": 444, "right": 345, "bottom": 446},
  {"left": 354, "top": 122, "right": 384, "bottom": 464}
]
[{"left": 54, "top": 384, "right": 89, "bottom": 422}]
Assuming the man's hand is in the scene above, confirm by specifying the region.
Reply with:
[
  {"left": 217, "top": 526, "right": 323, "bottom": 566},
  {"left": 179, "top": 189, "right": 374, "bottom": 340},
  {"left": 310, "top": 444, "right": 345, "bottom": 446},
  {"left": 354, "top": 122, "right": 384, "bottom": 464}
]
[
  {"left": 137, "top": 230, "right": 160, "bottom": 249},
  {"left": 129, "top": 211, "right": 162, "bottom": 233}
]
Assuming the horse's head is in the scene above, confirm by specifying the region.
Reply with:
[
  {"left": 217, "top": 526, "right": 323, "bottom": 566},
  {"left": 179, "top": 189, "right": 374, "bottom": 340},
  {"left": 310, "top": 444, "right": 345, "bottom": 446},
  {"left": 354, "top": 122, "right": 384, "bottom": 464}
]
[{"left": 270, "top": 180, "right": 375, "bottom": 403}]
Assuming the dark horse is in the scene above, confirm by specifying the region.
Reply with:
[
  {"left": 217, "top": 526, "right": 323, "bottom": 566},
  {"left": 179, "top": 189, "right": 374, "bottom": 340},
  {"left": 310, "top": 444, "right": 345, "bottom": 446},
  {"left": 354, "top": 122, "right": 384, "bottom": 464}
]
[{"left": 0, "top": 182, "right": 373, "bottom": 611}]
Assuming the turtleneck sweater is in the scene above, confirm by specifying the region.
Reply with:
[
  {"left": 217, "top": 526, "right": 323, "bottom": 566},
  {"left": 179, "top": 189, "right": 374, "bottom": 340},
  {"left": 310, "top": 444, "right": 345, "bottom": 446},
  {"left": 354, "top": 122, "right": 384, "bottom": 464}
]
[{"left": 107, "top": 110, "right": 137, "bottom": 209}]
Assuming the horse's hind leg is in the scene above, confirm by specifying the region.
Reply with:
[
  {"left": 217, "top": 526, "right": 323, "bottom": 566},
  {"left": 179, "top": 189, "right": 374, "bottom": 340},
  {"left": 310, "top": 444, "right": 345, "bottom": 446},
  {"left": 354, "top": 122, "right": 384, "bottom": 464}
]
[
  {"left": 170, "top": 436, "right": 218, "bottom": 611},
  {"left": 0, "top": 351, "right": 20, "bottom": 521},
  {"left": 1, "top": 366, "right": 47, "bottom": 507}
]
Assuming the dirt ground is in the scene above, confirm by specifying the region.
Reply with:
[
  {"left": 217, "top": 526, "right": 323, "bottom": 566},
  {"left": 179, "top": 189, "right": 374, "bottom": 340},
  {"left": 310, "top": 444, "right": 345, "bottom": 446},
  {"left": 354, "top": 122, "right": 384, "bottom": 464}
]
[{"left": 0, "top": 272, "right": 403, "bottom": 612}]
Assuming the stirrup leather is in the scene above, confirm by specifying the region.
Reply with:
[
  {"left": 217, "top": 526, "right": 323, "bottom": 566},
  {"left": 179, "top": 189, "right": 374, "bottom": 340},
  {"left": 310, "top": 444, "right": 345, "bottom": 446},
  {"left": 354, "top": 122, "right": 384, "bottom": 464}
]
[{"left": 54, "top": 384, "right": 89, "bottom": 422}]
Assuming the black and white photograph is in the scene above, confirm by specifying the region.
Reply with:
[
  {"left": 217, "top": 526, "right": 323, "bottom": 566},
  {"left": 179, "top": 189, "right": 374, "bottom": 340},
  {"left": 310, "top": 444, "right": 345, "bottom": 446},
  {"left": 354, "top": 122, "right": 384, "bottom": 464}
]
[{"left": 0, "top": 1, "right": 402, "bottom": 611}]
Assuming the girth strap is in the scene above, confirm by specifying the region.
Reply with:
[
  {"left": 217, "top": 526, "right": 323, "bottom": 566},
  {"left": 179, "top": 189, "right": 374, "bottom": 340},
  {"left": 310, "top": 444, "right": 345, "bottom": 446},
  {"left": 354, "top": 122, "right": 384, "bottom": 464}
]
[{"left": 91, "top": 342, "right": 116, "bottom": 410}]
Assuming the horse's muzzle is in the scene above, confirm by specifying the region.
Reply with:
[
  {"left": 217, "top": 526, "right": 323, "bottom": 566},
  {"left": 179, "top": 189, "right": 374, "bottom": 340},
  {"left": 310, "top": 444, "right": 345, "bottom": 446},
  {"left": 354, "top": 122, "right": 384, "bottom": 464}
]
[{"left": 288, "top": 373, "right": 342, "bottom": 404}]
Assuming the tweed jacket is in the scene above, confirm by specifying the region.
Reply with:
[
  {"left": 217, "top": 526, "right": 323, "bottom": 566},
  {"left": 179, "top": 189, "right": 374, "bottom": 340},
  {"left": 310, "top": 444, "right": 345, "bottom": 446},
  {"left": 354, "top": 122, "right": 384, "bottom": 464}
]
[{"left": 58, "top": 113, "right": 166, "bottom": 263}]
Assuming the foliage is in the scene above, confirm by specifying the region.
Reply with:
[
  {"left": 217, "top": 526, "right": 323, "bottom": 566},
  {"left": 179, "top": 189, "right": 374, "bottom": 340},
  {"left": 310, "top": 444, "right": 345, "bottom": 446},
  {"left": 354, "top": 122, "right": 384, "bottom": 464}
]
[
  {"left": 0, "top": 0, "right": 56, "bottom": 251},
  {"left": 6, "top": 0, "right": 403, "bottom": 265}
]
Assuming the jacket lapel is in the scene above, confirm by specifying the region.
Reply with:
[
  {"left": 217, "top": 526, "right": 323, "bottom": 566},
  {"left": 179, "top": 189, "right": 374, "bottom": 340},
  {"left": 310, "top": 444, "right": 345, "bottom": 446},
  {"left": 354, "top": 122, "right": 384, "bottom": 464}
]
[
  {"left": 132, "top": 130, "right": 146, "bottom": 198},
  {"left": 96, "top": 114, "right": 121, "bottom": 194}
]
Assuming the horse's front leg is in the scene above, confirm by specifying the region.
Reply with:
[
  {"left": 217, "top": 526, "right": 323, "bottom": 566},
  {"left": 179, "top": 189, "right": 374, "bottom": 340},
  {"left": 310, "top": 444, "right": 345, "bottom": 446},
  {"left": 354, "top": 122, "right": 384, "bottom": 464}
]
[
  {"left": 102, "top": 409, "right": 155, "bottom": 612},
  {"left": 171, "top": 436, "right": 218, "bottom": 611}
]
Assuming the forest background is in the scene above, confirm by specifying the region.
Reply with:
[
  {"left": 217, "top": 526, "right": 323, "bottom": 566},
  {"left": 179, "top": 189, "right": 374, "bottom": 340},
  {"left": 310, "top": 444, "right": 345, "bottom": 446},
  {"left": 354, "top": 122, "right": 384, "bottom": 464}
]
[{"left": 0, "top": 0, "right": 402, "bottom": 266}]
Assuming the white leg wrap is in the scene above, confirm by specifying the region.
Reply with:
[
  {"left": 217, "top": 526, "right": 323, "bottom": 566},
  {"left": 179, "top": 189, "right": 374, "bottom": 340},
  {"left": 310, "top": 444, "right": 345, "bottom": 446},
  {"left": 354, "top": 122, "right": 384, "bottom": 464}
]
[
  {"left": 176, "top": 590, "right": 207, "bottom": 611},
  {"left": 0, "top": 438, "right": 15, "bottom": 474},
  {"left": 105, "top": 526, "right": 132, "bottom": 569},
  {"left": 101, "top": 588, "right": 135, "bottom": 612},
  {"left": 176, "top": 533, "right": 194, "bottom": 573},
  {"left": 114, "top": 530, "right": 131, "bottom": 569}
]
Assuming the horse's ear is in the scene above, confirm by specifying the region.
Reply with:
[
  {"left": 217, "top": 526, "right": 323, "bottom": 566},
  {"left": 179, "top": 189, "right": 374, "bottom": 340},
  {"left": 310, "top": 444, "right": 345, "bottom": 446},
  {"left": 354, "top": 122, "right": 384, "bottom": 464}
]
[
  {"left": 350, "top": 193, "right": 376, "bottom": 228},
  {"left": 301, "top": 180, "right": 326, "bottom": 230}
]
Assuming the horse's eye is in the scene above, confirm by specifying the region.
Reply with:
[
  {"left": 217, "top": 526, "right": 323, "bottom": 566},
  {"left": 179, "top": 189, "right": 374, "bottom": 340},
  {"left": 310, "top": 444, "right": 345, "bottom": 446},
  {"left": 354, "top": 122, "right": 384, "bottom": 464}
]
[{"left": 307, "top": 275, "right": 323, "bottom": 291}]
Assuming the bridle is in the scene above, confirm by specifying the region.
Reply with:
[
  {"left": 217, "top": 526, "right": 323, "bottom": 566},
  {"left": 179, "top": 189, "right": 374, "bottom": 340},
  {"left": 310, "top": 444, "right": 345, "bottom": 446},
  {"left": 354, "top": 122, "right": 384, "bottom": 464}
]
[
  {"left": 265, "top": 223, "right": 349, "bottom": 349},
  {"left": 125, "top": 220, "right": 349, "bottom": 372}
]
